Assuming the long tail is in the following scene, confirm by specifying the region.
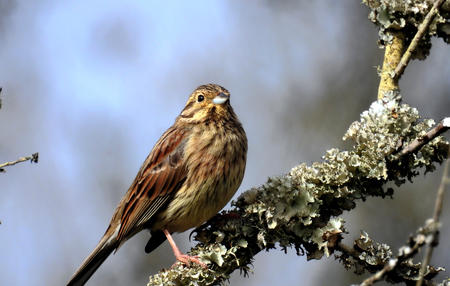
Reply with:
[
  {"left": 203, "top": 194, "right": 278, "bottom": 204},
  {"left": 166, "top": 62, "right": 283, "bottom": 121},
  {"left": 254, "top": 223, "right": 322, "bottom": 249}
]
[{"left": 67, "top": 233, "right": 118, "bottom": 286}]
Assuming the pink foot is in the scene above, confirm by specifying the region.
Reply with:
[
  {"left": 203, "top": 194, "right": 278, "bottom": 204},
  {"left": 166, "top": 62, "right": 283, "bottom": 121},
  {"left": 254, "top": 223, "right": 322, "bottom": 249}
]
[
  {"left": 173, "top": 254, "right": 207, "bottom": 269},
  {"left": 163, "top": 229, "right": 208, "bottom": 269}
]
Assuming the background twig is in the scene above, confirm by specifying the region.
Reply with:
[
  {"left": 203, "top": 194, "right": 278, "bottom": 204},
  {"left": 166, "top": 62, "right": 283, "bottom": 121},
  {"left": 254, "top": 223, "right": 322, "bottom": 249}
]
[
  {"left": 416, "top": 143, "right": 450, "bottom": 286},
  {"left": 0, "top": 153, "right": 39, "bottom": 173},
  {"left": 359, "top": 230, "right": 427, "bottom": 286}
]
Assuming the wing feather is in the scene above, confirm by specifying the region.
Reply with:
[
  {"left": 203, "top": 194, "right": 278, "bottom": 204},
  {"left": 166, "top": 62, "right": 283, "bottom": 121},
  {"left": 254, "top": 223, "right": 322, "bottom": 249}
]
[{"left": 115, "top": 126, "right": 188, "bottom": 241}]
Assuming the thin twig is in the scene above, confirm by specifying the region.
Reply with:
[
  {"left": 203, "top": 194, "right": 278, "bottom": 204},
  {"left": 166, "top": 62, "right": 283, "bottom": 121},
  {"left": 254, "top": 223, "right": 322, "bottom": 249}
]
[
  {"left": 0, "top": 153, "right": 39, "bottom": 173},
  {"left": 398, "top": 117, "right": 450, "bottom": 156},
  {"left": 360, "top": 245, "right": 421, "bottom": 286},
  {"left": 393, "top": 0, "right": 446, "bottom": 80},
  {"left": 358, "top": 229, "right": 428, "bottom": 286},
  {"left": 359, "top": 261, "right": 392, "bottom": 286},
  {"left": 416, "top": 143, "right": 450, "bottom": 286}
]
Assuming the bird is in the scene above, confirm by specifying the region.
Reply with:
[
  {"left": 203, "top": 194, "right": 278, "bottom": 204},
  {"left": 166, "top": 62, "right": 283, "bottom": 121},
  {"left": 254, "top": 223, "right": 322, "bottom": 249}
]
[{"left": 67, "top": 84, "right": 248, "bottom": 285}]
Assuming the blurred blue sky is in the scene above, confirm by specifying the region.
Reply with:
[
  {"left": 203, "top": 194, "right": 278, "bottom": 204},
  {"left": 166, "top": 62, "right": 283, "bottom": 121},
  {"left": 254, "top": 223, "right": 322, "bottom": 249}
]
[{"left": 0, "top": 1, "right": 449, "bottom": 286}]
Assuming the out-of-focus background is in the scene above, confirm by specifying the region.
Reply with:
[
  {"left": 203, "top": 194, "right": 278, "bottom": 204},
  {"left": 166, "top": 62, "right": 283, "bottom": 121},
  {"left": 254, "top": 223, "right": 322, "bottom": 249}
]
[{"left": 0, "top": 1, "right": 449, "bottom": 285}]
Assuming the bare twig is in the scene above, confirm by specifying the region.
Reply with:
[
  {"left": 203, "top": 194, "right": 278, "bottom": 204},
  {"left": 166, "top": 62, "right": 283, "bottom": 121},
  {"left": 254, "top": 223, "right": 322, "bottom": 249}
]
[
  {"left": 0, "top": 87, "right": 2, "bottom": 109},
  {"left": 416, "top": 143, "right": 450, "bottom": 286},
  {"left": 398, "top": 117, "right": 450, "bottom": 156},
  {"left": 393, "top": 0, "right": 446, "bottom": 80},
  {"left": 0, "top": 153, "right": 39, "bottom": 173},
  {"left": 360, "top": 261, "right": 394, "bottom": 286}
]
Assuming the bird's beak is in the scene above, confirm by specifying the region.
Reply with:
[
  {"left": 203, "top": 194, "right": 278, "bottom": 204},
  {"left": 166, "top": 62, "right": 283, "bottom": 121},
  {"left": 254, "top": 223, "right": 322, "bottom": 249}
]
[{"left": 212, "top": 93, "right": 229, "bottom": 105}]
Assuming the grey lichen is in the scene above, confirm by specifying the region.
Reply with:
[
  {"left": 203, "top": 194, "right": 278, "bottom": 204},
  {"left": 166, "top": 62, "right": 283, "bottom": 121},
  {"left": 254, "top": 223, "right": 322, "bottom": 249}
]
[
  {"left": 337, "top": 225, "right": 444, "bottom": 283},
  {"left": 147, "top": 94, "right": 448, "bottom": 286},
  {"left": 355, "top": 231, "right": 393, "bottom": 267},
  {"left": 363, "top": 0, "right": 450, "bottom": 58}
]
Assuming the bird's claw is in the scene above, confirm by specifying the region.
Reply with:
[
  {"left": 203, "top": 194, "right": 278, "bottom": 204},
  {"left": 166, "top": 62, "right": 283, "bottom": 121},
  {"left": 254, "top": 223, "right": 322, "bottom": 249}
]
[{"left": 173, "top": 254, "right": 207, "bottom": 269}]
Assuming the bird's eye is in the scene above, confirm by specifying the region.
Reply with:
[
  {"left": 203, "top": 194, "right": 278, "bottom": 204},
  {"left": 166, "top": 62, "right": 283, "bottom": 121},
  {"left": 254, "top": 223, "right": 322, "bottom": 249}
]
[{"left": 197, "top": 95, "right": 204, "bottom": 102}]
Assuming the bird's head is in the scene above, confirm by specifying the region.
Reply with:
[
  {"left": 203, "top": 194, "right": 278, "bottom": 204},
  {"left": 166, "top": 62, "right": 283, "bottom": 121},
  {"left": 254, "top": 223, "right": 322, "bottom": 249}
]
[{"left": 178, "top": 84, "right": 233, "bottom": 124}]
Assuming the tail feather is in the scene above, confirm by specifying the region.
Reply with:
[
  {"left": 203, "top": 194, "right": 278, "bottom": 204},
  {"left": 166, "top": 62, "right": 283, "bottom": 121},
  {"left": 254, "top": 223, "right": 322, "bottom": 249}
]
[{"left": 67, "top": 234, "right": 118, "bottom": 286}]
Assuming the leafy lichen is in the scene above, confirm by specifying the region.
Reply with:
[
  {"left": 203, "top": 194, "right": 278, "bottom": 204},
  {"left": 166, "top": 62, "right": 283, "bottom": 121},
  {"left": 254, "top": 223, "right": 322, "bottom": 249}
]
[
  {"left": 362, "top": 0, "right": 450, "bottom": 59},
  {"left": 337, "top": 225, "right": 445, "bottom": 283}
]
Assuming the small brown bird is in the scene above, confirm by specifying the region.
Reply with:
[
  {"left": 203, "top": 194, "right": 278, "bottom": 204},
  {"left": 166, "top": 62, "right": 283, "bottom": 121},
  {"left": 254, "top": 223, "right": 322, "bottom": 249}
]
[{"left": 67, "top": 84, "right": 247, "bottom": 285}]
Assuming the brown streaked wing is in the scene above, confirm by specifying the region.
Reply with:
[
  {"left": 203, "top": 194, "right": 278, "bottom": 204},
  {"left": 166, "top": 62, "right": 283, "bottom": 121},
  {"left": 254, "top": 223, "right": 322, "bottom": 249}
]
[{"left": 117, "top": 126, "right": 188, "bottom": 241}]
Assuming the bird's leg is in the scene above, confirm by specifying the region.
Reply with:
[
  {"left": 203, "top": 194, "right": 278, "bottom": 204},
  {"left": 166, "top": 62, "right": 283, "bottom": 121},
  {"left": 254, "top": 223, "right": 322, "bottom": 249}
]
[{"left": 163, "top": 229, "right": 207, "bottom": 269}]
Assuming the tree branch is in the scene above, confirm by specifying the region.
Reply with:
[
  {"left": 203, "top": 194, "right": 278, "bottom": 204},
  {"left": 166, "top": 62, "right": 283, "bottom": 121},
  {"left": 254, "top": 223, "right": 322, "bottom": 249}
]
[
  {"left": 398, "top": 117, "right": 450, "bottom": 156},
  {"left": 147, "top": 94, "right": 449, "bottom": 286},
  {"left": 348, "top": 225, "right": 440, "bottom": 286},
  {"left": 393, "top": 0, "right": 447, "bottom": 80},
  {"left": 377, "top": 32, "right": 404, "bottom": 99},
  {"left": 0, "top": 153, "right": 39, "bottom": 173},
  {"left": 333, "top": 135, "right": 450, "bottom": 286}
]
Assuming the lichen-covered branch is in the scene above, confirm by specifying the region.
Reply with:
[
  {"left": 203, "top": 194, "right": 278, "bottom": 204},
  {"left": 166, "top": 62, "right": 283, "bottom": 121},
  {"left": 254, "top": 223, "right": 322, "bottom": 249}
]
[
  {"left": 393, "top": 0, "right": 448, "bottom": 80},
  {"left": 147, "top": 92, "right": 449, "bottom": 286},
  {"left": 377, "top": 32, "right": 404, "bottom": 99},
  {"left": 0, "top": 153, "right": 39, "bottom": 173},
  {"left": 363, "top": 0, "right": 450, "bottom": 60},
  {"left": 364, "top": 0, "right": 450, "bottom": 99},
  {"left": 398, "top": 117, "right": 450, "bottom": 156},
  {"left": 337, "top": 225, "right": 443, "bottom": 286}
]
